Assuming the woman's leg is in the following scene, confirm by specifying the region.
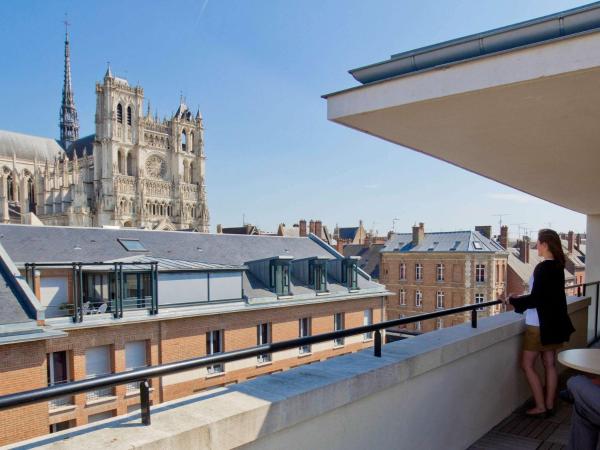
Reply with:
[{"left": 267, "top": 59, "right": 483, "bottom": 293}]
[
  {"left": 522, "top": 350, "right": 546, "bottom": 412},
  {"left": 542, "top": 350, "right": 558, "bottom": 410}
]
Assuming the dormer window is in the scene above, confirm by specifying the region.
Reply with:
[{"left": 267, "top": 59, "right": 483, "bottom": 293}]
[
  {"left": 269, "top": 259, "right": 290, "bottom": 296},
  {"left": 309, "top": 259, "right": 328, "bottom": 293},
  {"left": 342, "top": 258, "right": 358, "bottom": 290}
]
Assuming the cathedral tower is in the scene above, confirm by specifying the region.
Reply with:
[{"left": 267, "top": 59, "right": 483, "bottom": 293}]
[{"left": 59, "top": 20, "right": 79, "bottom": 149}]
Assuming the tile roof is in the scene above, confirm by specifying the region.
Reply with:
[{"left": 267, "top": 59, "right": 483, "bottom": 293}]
[
  {"left": 382, "top": 230, "right": 506, "bottom": 253},
  {"left": 343, "top": 244, "right": 384, "bottom": 279},
  {"left": 338, "top": 227, "right": 359, "bottom": 240},
  {"left": 0, "top": 224, "right": 334, "bottom": 265}
]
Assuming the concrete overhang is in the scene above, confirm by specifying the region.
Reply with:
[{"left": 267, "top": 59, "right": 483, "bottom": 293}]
[{"left": 325, "top": 29, "right": 600, "bottom": 215}]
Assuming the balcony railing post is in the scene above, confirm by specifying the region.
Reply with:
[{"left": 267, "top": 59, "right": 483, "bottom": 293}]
[
  {"left": 374, "top": 330, "right": 382, "bottom": 357},
  {"left": 78, "top": 263, "right": 84, "bottom": 323},
  {"left": 594, "top": 282, "right": 600, "bottom": 340},
  {"left": 113, "top": 263, "right": 119, "bottom": 319},
  {"left": 71, "top": 263, "right": 78, "bottom": 323},
  {"left": 471, "top": 309, "right": 477, "bottom": 328},
  {"left": 140, "top": 379, "right": 151, "bottom": 426},
  {"left": 578, "top": 285, "right": 582, "bottom": 297},
  {"left": 119, "top": 263, "right": 124, "bottom": 318}
]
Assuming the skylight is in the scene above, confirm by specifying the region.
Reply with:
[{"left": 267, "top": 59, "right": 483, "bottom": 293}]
[
  {"left": 118, "top": 238, "right": 147, "bottom": 252},
  {"left": 473, "top": 242, "right": 483, "bottom": 250},
  {"left": 450, "top": 241, "right": 461, "bottom": 251}
]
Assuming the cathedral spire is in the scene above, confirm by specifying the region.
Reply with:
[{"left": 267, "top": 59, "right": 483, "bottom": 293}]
[{"left": 59, "top": 16, "right": 79, "bottom": 149}]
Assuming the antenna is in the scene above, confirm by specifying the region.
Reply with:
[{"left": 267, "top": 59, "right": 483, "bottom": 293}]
[
  {"left": 392, "top": 218, "right": 400, "bottom": 232},
  {"left": 493, "top": 213, "right": 510, "bottom": 230},
  {"left": 510, "top": 223, "right": 526, "bottom": 238}
]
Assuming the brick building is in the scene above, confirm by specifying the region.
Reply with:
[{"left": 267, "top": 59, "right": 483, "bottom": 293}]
[
  {"left": 380, "top": 223, "right": 508, "bottom": 333},
  {"left": 0, "top": 224, "right": 387, "bottom": 445}
]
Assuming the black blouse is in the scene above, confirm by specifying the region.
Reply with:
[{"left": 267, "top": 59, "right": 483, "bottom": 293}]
[{"left": 509, "top": 259, "right": 575, "bottom": 346}]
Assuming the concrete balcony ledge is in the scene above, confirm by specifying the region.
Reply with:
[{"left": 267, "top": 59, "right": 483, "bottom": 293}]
[{"left": 9, "top": 296, "right": 591, "bottom": 450}]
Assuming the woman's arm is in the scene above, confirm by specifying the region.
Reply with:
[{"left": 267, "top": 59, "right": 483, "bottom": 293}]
[{"left": 509, "top": 263, "right": 551, "bottom": 313}]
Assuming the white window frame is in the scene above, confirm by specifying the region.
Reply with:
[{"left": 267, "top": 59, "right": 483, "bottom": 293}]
[
  {"left": 415, "top": 290, "right": 422, "bottom": 307},
  {"left": 436, "top": 318, "right": 443, "bottom": 329},
  {"left": 415, "top": 263, "right": 423, "bottom": 281},
  {"left": 475, "top": 264, "right": 486, "bottom": 283},
  {"left": 436, "top": 263, "right": 444, "bottom": 282},
  {"left": 436, "top": 291, "right": 444, "bottom": 309},
  {"left": 363, "top": 309, "right": 373, "bottom": 341},
  {"left": 206, "top": 330, "right": 224, "bottom": 374},
  {"left": 415, "top": 321, "right": 422, "bottom": 331},
  {"left": 299, "top": 317, "right": 311, "bottom": 354},
  {"left": 257, "top": 323, "right": 272, "bottom": 363},
  {"left": 399, "top": 263, "right": 406, "bottom": 280},
  {"left": 124, "top": 340, "right": 148, "bottom": 392},
  {"left": 475, "top": 293, "right": 485, "bottom": 311},
  {"left": 334, "top": 313, "right": 345, "bottom": 347},
  {"left": 399, "top": 289, "right": 406, "bottom": 306}
]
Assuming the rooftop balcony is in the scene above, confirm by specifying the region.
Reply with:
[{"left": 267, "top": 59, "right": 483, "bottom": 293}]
[{"left": 7, "top": 294, "right": 591, "bottom": 450}]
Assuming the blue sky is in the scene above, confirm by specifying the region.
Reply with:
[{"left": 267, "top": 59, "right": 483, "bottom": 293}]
[{"left": 0, "top": 0, "right": 589, "bottom": 238}]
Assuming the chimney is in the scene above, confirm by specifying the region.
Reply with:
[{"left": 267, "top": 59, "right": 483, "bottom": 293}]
[
  {"left": 315, "top": 220, "right": 323, "bottom": 238},
  {"left": 309, "top": 220, "right": 315, "bottom": 235},
  {"left": 475, "top": 225, "right": 492, "bottom": 239},
  {"left": 576, "top": 233, "right": 582, "bottom": 249},
  {"left": 216, "top": 224, "right": 223, "bottom": 234},
  {"left": 519, "top": 237, "right": 530, "bottom": 264},
  {"left": 412, "top": 222, "right": 425, "bottom": 246},
  {"left": 567, "top": 230, "right": 574, "bottom": 254},
  {"left": 499, "top": 226, "right": 508, "bottom": 249},
  {"left": 299, "top": 219, "right": 307, "bottom": 237}
]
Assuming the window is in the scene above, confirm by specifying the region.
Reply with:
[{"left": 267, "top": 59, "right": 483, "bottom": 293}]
[
  {"left": 257, "top": 323, "right": 271, "bottom": 363},
  {"left": 399, "top": 289, "right": 406, "bottom": 306},
  {"left": 436, "top": 291, "right": 444, "bottom": 309},
  {"left": 436, "top": 263, "right": 444, "bottom": 282},
  {"left": 415, "top": 321, "right": 422, "bottom": 331},
  {"left": 127, "top": 106, "right": 132, "bottom": 126},
  {"left": 299, "top": 317, "right": 311, "bottom": 354},
  {"left": 309, "top": 259, "right": 328, "bottom": 293},
  {"left": 475, "top": 293, "right": 485, "bottom": 311},
  {"left": 415, "top": 290, "right": 422, "bottom": 307},
  {"left": 116, "top": 104, "right": 123, "bottom": 124},
  {"left": 475, "top": 264, "right": 486, "bottom": 283},
  {"left": 363, "top": 309, "right": 373, "bottom": 340},
  {"left": 415, "top": 263, "right": 423, "bottom": 281},
  {"left": 334, "top": 313, "right": 344, "bottom": 346},
  {"left": 473, "top": 242, "right": 483, "bottom": 250},
  {"left": 50, "top": 420, "right": 72, "bottom": 434},
  {"left": 342, "top": 259, "right": 358, "bottom": 290},
  {"left": 6, "top": 173, "right": 14, "bottom": 202},
  {"left": 399, "top": 263, "right": 406, "bottom": 280},
  {"left": 206, "top": 330, "right": 224, "bottom": 374},
  {"left": 126, "top": 152, "right": 133, "bottom": 176},
  {"left": 47, "top": 351, "right": 71, "bottom": 409},
  {"left": 85, "top": 345, "right": 113, "bottom": 401},
  {"left": 269, "top": 260, "right": 290, "bottom": 296},
  {"left": 190, "top": 161, "right": 196, "bottom": 184},
  {"left": 181, "top": 130, "right": 187, "bottom": 152},
  {"left": 117, "top": 238, "right": 147, "bottom": 252},
  {"left": 125, "top": 341, "right": 147, "bottom": 392},
  {"left": 436, "top": 318, "right": 443, "bottom": 329},
  {"left": 189, "top": 132, "right": 194, "bottom": 153}
]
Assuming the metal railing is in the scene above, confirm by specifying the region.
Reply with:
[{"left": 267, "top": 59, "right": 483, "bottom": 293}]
[
  {"left": 0, "top": 300, "right": 501, "bottom": 427},
  {"left": 569, "top": 281, "right": 600, "bottom": 346}
]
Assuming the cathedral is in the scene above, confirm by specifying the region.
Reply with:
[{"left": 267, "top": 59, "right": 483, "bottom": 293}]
[{"left": 0, "top": 27, "right": 210, "bottom": 232}]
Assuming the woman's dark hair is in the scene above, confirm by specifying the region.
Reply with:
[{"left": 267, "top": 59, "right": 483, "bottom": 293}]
[{"left": 538, "top": 229, "right": 566, "bottom": 267}]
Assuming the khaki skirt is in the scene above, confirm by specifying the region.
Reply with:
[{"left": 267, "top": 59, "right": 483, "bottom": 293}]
[{"left": 523, "top": 325, "right": 563, "bottom": 352}]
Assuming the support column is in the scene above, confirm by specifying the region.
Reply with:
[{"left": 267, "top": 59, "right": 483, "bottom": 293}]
[{"left": 585, "top": 214, "right": 600, "bottom": 342}]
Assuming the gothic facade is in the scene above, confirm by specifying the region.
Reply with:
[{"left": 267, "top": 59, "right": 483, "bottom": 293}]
[{"left": 0, "top": 28, "right": 210, "bottom": 232}]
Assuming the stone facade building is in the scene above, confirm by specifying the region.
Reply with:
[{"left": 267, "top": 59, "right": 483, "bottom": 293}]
[
  {"left": 380, "top": 223, "right": 508, "bottom": 333},
  {"left": 0, "top": 28, "right": 209, "bottom": 231}
]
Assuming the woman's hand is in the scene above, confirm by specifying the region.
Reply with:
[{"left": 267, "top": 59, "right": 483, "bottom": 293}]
[{"left": 503, "top": 292, "right": 517, "bottom": 305}]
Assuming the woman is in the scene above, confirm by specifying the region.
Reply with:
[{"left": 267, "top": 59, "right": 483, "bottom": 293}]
[{"left": 508, "top": 229, "right": 575, "bottom": 417}]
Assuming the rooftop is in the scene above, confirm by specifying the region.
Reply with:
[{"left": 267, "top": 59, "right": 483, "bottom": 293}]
[{"left": 382, "top": 230, "right": 506, "bottom": 253}]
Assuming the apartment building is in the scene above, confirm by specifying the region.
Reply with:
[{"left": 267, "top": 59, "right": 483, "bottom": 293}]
[
  {"left": 0, "top": 224, "right": 388, "bottom": 445},
  {"left": 380, "top": 223, "right": 508, "bottom": 333}
]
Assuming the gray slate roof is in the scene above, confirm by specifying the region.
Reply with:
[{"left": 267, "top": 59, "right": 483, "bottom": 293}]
[
  {"left": 382, "top": 230, "right": 505, "bottom": 253},
  {"left": 507, "top": 248, "right": 574, "bottom": 285},
  {"left": 0, "top": 224, "right": 334, "bottom": 265},
  {"left": 343, "top": 244, "right": 384, "bottom": 279},
  {"left": 66, "top": 134, "right": 95, "bottom": 159},
  {"left": 0, "top": 130, "right": 65, "bottom": 162},
  {"left": 83, "top": 256, "right": 246, "bottom": 272}
]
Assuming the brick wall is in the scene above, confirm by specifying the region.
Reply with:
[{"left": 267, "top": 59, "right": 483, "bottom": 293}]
[
  {"left": 0, "top": 340, "right": 48, "bottom": 446},
  {"left": 1, "top": 296, "right": 383, "bottom": 445}
]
